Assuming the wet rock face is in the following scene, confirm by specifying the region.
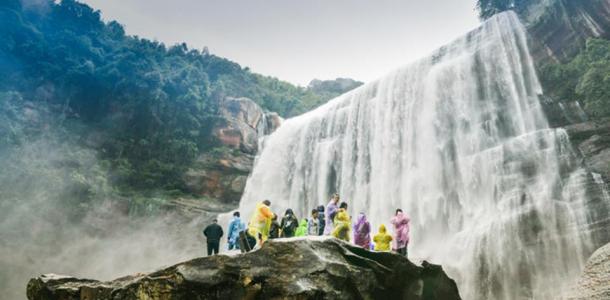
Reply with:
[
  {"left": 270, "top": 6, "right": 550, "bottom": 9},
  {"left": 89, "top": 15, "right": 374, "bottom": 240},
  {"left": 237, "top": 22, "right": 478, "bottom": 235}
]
[
  {"left": 521, "top": 0, "right": 610, "bottom": 64},
  {"left": 567, "top": 242, "right": 610, "bottom": 300},
  {"left": 26, "top": 238, "right": 461, "bottom": 300}
]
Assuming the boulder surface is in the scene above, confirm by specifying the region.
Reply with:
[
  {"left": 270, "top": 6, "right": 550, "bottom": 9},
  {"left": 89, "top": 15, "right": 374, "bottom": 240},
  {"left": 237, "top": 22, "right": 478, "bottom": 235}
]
[
  {"left": 567, "top": 242, "right": 610, "bottom": 300},
  {"left": 27, "top": 238, "right": 461, "bottom": 300}
]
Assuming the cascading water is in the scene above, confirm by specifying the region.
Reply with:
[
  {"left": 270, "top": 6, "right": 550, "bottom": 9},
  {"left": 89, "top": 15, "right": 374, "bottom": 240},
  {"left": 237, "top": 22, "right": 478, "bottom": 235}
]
[{"left": 238, "top": 11, "right": 606, "bottom": 299}]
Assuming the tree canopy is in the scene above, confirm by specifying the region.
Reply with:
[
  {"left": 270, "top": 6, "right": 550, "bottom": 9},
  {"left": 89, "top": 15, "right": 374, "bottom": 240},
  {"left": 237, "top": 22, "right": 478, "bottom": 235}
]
[
  {"left": 476, "top": 0, "right": 528, "bottom": 19},
  {"left": 0, "top": 0, "right": 360, "bottom": 193}
]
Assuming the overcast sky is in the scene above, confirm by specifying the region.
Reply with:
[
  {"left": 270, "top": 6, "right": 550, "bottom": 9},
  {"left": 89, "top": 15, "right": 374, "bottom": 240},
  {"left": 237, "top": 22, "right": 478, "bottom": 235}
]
[{"left": 81, "top": 0, "right": 481, "bottom": 86}]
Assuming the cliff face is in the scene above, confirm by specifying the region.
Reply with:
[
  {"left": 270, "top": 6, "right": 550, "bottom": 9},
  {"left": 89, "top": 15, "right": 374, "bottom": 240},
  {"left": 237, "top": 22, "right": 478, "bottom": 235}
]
[
  {"left": 521, "top": 0, "right": 610, "bottom": 64},
  {"left": 183, "top": 97, "right": 282, "bottom": 205},
  {"left": 26, "top": 238, "right": 461, "bottom": 300},
  {"left": 517, "top": 1, "right": 610, "bottom": 246}
]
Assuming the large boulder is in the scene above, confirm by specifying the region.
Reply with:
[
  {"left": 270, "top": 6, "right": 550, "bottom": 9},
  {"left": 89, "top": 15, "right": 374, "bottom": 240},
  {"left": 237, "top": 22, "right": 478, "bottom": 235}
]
[
  {"left": 26, "top": 238, "right": 461, "bottom": 300},
  {"left": 566, "top": 242, "right": 610, "bottom": 300}
]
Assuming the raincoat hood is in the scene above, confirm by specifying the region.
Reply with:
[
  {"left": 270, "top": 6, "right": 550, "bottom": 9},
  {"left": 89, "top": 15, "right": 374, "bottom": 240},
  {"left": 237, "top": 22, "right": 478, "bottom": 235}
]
[
  {"left": 355, "top": 213, "right": 367, "bottom": 227},
  {"left": 379, "top": 224, "right": 387, "bottom": 234}
]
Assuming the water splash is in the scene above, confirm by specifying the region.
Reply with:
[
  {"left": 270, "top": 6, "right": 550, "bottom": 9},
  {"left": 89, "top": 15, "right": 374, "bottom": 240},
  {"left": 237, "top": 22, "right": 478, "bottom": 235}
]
[{"left": 238, "top": 12, "right": 601, "bottom": 299}]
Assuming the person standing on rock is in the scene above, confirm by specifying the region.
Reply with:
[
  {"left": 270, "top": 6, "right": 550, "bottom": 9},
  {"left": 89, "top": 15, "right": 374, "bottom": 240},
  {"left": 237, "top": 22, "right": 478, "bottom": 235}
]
[
  {"left": 373, "top": 224, "right": 392, "bottom": 252},
  {"left": 317, "top": 205, "right": 325, "bottom": 235},
  {"left": 353, "top": 212, "right": 371, "bottom": 248},
  {"left": 227, "top": 211, "right": 245, "bottom": 250},
  {"left": 308, "top": 209, "right": 320, "bottom": 236},
  {"left": 268, "top": 214, "right": 281, "bottom": 239},
  {"left": 280, "top": 209, "right": 298, "bottom": 238},
  {"left": 295, "top": 218, "right": 309, "bottom": 237},
  {"left": 323, "top": 194, "right": 340, "bottom": 235},
  {"left": 331, "top": 208, "right": 351, "bottom": 242},
  {"left": 390, "top": 209, "right": 410, "bottom": 257},
  {"left": 203, "top": 218, "right": 224, "bottom": 256},
  {"left": 248, "top": 200, "right": 274, "bottom": 245}
]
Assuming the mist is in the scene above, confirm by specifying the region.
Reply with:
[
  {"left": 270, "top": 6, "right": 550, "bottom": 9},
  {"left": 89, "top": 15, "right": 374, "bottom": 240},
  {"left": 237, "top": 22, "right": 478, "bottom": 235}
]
[{"left": 0, "top": 98, "right": 212, "bottom": 299}]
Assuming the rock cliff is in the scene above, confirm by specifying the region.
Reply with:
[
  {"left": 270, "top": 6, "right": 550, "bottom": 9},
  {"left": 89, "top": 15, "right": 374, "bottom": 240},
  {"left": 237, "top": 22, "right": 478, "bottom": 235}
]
[
  {"left": 518, "top": 0, "right": 610, "bottom": 245},
  {"left": 26, "top": 238, "right": 461, "bottom": 300},
  {"left": 184, "top": 97, "right": 282, "bottom": 204},
  {"left": 520, "top": 0, "right": 610, "bottom": 64}
]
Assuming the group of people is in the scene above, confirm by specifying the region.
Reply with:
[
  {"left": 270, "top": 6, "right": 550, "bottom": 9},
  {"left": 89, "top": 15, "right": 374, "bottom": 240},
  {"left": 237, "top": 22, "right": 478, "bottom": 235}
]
[{"left": 203, "top": 194, "right": 411, "bottom": 257}]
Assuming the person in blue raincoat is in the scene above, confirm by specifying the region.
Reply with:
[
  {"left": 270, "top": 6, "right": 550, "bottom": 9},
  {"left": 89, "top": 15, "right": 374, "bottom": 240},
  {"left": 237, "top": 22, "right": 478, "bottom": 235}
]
[{"left": 227, "top": 211, "right": 246, "bottom": 250}]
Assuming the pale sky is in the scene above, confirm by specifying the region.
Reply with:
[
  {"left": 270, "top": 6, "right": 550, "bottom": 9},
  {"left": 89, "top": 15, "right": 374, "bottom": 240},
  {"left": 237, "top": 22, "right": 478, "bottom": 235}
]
[{"left": 81, "top": 0, "right": 481, "bottom": 86}]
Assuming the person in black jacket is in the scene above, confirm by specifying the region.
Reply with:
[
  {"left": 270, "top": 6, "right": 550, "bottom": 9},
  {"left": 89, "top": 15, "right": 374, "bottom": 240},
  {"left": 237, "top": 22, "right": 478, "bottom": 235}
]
[
  {"left": 203, "top": 219, "right": 223, "bottom": 256},
  {"left": 269, "top": 214, "right": 281, "bottom": 239},
  {"left": 280, "top": 209, "right": 298, "bottom": 238},
  {"left": 317, "top": 205, "right": 325, "bottom": 235}
]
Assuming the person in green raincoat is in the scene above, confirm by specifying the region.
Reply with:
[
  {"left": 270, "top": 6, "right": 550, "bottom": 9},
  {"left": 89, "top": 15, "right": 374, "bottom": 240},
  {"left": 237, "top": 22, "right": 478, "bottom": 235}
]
[{"left": 295, "top": 218, "right": 309, "bottom": 237}]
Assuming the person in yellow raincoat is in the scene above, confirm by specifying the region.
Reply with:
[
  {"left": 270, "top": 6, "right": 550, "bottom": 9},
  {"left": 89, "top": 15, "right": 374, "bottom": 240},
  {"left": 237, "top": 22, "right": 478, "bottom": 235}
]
[
  {"left": 373, "top": 224, "right": 393, "bottom": 251},
  {"left": 331, "top": 208, "right": 351, "bottom": 242},
  {"left": 248, "top": 200, "right": 274, "bottom": 245}
]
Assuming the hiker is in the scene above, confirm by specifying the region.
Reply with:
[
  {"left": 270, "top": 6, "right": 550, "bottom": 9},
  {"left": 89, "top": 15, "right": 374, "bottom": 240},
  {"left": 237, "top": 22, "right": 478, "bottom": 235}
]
[
  {"left": 280, "top": 209, "right": 298, "bottom": 238},
  {"left": 247, "top": 200, "right": 274, "bottom": 245},
  {"left": 317, "top": 205, "right": 325, "bottom": 235},
  {"left": 353, "top": 212, "right": 371, "bottom": 248},
  {"left": 227, "top": 211, "right": 245, "bottom": 250},
  {"left": 268, "top": 214, "right": 281, "bottom": 239},
  {"left": 295, "top": 218, "right": 309, "bottom": 237},
  {"left": 331, "top": 208, "right": 351, "bottom": 242},
  {"left": 203, "top": 219, "right": 224, "bottom": 256},
  {"left": 308, "top": 209, "right": 319, "bottom": 236},
  {"left": 239, "top": 229, "right": 257, "bottom": 253},
  {"left": 373, "top": 224, "right": 392, "bottom": 252},
  {"left": 323, "top": 194, "right": 340, "bottom": 234},
  {"left": 391, "top": 208, "right": 410, "bottom": 257}
]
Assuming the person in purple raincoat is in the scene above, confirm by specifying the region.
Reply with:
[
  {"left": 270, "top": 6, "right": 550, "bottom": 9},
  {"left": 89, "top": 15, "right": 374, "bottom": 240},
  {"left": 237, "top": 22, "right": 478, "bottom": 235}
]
[
  {"left": 323, "top": 194, "right": 340, "bottom": 235},
  {"left": 353, "top": 212, "right": 371, "bottom": 248}
]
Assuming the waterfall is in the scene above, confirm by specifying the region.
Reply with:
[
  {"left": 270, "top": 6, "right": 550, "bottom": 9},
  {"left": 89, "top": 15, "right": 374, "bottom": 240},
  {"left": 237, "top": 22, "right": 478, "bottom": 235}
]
[{"left": 238, "top": 12, "right": 603, "bottom": 299}]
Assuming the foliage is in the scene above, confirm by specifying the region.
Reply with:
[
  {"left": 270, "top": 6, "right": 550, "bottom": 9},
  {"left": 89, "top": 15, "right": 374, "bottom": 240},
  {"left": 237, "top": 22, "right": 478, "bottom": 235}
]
[
  {"left": 476, "top": 0, "right": 528, "bottom": 19},
  {"left": 0, "top": 0, "right": 356, "bottom": 192},
  {"left": 539, "top": 38, "right": 610, "bottom": 119}
]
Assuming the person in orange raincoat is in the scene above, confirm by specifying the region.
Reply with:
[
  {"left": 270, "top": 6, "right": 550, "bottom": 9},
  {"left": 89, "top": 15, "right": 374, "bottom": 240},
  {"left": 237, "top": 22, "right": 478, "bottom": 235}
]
[
  {"left": 373, "top": 224, "right": 392, "bottom": 251},
  {"left": 247, "top": 200, "right": 274, "bottom": 245}
]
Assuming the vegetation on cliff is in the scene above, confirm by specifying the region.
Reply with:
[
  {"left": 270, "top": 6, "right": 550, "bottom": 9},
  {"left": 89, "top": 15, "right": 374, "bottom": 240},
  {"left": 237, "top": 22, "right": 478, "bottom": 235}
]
[
  {"left": 540, "top": 38, "right": 610, "bottom": 119},
  {"left": 0, "top": 0, "right": 360, "bottom": 194}
]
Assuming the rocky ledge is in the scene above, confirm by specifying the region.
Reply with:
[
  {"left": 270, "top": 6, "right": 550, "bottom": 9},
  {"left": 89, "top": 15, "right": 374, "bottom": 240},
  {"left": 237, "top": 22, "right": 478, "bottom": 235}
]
[{"left": 26, "top": 238, "right": 461, "bottom": 300}]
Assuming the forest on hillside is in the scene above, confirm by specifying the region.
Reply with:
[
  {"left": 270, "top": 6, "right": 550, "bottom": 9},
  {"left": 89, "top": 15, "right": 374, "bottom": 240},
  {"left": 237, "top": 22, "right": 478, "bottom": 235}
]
[{"left": 0, "top": 0, "right": 362, "bottom": 197}]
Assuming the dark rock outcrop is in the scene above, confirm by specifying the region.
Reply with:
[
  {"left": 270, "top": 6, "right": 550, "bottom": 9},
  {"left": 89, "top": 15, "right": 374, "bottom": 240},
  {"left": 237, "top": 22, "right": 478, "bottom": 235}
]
[
  {"left": 26, "top": 238, "right": 461, "bottom": 300},
  {"left": 567, "top": 242, "right": 610, "bottom": 299}
]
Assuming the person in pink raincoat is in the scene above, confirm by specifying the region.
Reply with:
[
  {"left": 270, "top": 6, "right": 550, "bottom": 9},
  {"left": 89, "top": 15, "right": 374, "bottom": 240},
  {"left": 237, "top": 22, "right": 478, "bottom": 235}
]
[
  {"left": 390, "top": 208, "right": 410, "bottom": 257},
  {"left": 353, "top": 212, "right": 371, "bottom": 248}
]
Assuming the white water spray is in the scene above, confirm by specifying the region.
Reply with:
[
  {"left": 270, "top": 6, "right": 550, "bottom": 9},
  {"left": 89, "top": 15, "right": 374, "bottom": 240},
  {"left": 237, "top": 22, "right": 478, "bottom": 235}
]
[{"left": 238, "top": 12, "right": 601, "bottom": 299}]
